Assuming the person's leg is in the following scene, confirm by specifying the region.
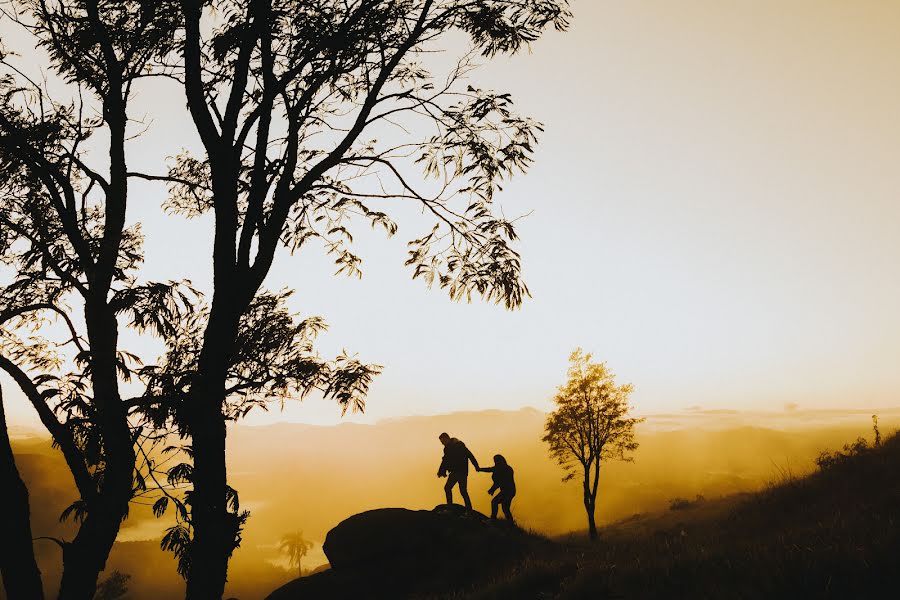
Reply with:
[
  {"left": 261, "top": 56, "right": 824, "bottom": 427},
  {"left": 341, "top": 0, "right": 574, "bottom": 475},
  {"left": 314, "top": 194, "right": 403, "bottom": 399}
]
[
  {"left": 444, "top": 473, "right": 458, "bottom": 505},
  {"left": 490, "top": 494, "right": 501, "bottom": 519},
  {"left": 502, "top": 495, "right": 514, "bottom": 524},
  {"left": 458, "top": 475, "right": 472, "bottom": 510}
]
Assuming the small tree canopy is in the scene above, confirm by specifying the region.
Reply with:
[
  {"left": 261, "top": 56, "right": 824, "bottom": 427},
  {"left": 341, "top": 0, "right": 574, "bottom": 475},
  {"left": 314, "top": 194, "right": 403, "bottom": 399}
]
[
  {"left": 543, "top": 349, "right": 643, "bottom": 482},
  {"left": 543, "top": 349, "right": 644, "bottom": 539},
  {"left": 280, "top": 530, "right": 314, "bottom": 575}
]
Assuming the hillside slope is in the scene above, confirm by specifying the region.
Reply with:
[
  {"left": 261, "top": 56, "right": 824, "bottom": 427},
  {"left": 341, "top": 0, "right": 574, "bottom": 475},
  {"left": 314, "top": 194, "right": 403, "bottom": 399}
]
[{"left": 451, "top": 431, "right": 900, "bottom": 599}]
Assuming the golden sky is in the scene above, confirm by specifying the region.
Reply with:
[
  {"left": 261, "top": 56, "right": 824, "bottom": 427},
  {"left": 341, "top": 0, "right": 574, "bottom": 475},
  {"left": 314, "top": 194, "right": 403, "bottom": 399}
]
[{"left": 3, "top": 0, "right": 900, "bottom": 427}]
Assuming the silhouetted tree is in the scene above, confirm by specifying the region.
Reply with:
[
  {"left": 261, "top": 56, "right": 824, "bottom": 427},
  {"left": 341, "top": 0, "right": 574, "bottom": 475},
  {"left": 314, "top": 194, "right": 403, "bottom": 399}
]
[
  {"left": 0, "top": 384, "right": 45, "bottom": 600},
  {"left": 543, "top": 349, "right": 644, "bottom": 540},
  {"left": 279, "top": 531, "right": 314, "bottom": 577},
  {"left": 145, "top": 291, "right": 379, "bottom": 581},
  {"left": 0, "top": 3, "right": 183, "bottom": 598},
  {"left": 872, "top": 414, "right": 881, "bottom": 447},
  {"left": 142, "top": 2, "right": 571, "bottom": 596}
]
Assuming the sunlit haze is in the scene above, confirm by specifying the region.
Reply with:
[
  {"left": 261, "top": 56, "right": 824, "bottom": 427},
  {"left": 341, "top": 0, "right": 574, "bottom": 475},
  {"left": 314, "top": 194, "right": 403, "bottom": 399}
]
[
  {"left": 4, "top": 0, "right": 900, "bottom": 430},
  {"left": 5, "top": 2, "right": 900, "bottom": 599}
]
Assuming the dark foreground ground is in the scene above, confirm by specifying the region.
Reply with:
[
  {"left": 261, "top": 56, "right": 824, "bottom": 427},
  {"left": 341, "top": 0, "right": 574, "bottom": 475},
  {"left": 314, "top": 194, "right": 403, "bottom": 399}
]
[{"left": 268, "top": 431, "right": 900, "bottom": 599}]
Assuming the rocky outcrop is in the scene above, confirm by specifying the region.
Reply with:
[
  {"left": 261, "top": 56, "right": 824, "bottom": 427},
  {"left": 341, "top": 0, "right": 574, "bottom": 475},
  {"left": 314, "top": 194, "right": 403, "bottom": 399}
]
[{"left": 266, "top": 505, "right": 535, "bottom": 600}]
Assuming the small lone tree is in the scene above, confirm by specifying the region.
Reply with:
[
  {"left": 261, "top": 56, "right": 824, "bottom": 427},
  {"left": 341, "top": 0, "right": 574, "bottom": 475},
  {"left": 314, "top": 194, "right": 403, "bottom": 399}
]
[
  {"left": 542, "top": 349, "right": 644, "bottom": 540},
  {"left": 872, "top": 414, "right": 881, "bottom": 447},
  {"left": 279, "top": 531, "right": 314, "bottom": 577}
]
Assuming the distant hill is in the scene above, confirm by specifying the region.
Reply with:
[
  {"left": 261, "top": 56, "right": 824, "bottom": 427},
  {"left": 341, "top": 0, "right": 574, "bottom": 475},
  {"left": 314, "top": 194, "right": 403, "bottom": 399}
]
[{"left": 4, "top": 407, "right": 896, "bottom": 599}]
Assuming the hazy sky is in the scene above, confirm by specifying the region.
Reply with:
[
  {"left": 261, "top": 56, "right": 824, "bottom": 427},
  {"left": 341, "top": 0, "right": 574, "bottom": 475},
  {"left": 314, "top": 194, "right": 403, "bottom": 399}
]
[{"left": 3, "top": 1, "right": 900, "bottom": 427}]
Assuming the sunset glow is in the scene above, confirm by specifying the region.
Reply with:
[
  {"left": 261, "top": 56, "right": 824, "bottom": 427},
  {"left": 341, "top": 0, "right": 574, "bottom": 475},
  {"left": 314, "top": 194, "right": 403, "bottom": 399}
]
[{"left": 2, "top": 2, "right": 899, "bottom": 599}]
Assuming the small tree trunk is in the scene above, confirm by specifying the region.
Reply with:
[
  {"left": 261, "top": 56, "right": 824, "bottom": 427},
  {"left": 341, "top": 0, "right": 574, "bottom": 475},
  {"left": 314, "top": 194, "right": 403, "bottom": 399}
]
[
  {"left": 582, "top": 465, "right": 599, "bottom": 541},
  {"left": 0, "top": 386, "right": 45, "bottom": 600},
  {"left": 585, "top": 500, "right": 598, "bottom": 541},
  {"left": 588, "top": 457, "right": 601, "bottom": 541}
]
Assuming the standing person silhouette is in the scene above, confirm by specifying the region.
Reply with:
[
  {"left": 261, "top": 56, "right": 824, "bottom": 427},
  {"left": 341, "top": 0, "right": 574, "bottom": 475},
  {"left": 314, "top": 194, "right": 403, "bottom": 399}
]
[
  {"left": 479, "top": 454, "right": 517, "bottom": 524},
  {"left": 437, "top": 432, "right": 480, "bottom": 509}
]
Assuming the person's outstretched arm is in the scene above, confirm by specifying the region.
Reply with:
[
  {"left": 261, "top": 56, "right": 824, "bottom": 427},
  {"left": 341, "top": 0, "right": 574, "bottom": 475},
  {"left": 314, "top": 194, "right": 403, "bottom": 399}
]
[{"left": 466, "top": 446, "right": 480, "bottom": 471}]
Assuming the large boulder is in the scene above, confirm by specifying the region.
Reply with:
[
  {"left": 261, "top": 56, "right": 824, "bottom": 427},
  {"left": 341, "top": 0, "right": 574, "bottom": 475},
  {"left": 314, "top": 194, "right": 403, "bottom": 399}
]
[{"left": 266, "top": 505, "right": 536, "bottom": 600}]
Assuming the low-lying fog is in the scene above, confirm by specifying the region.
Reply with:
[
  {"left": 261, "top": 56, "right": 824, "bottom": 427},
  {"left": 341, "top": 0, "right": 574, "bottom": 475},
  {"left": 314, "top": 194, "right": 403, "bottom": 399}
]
[{"left": 9, "top": 407, "right": 898, "bottom": 600}]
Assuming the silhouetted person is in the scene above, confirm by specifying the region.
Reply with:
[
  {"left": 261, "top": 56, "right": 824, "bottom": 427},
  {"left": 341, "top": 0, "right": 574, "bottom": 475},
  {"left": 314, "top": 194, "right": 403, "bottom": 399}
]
[
  {"left": 479, "top": 454, "right": 516, "bottom": 524},
  {"left": 437, "top": 432, "right": 480, "bottom": 509}
]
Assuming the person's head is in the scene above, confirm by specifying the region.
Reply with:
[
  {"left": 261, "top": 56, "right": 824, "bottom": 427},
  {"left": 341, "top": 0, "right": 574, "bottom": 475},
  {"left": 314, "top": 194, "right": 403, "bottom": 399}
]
[
  {"left": 493, "top": 454, "right": 507, "bottom": 467},
  {"left": 439, "top": 432, "right": 451, "bottom": 446}
]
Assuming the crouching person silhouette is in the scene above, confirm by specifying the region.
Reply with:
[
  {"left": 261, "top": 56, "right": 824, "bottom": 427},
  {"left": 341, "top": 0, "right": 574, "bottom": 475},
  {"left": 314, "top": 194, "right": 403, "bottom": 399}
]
[
  {"left": 437, "top": 432, "right": 480, "bottom": 509},
  {"left": 479, "top": 454, "right": 516, "bottom": 524}
]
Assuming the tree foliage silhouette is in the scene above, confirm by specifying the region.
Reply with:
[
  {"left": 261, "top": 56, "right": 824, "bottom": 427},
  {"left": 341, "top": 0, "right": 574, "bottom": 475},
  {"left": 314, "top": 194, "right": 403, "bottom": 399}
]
[
  {"left": 145, "top": 290, "right": 379, "bottom": 581},
  {"left": 146, "top": 2, "right": 570, "bottom": 597},
  {"left": 280, "top": 530, "right": 314, "bottom": 577},
  {"left": 543, "top": 349, "right": 644, "bottom": 540},
  {"left": 94, "top": 571, "right": 131, "bottom": 600},
  {"left": 0, "top": 3, "right": 183, "bottom": 596},
  {"left": 0, "top": 3, "right": 374, "bottom": 598}
]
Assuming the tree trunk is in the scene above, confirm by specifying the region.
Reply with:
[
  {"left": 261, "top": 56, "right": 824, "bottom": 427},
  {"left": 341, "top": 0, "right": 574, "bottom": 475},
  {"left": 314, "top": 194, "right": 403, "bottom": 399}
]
[
  {"left": 184, "top": 299, "right": 243, "bottom": 600},
  {"left": 55, "top": 96, "right": 134, "bottom": 600},
  {"left": 58, "top": 549, "right": 104, "bottom": 600},
  {"left": 57, "top": 472, "right": 133, "bottom": 595},
  {"left": 588, "top": 457, "right": 601, "bottom": 541},
  {"left": 184, "top": 397, "right": 230, "bottom": 600},
  {"left": 57, "top": 301, "right": 135, "bottom": 600},
  {"left": 57, "top": 497, "right": 130, "bottom": 600},
  {"left": 0, "top": 385, "right": 45, "bottom": 600},
  {"left": 583, "top": 464, "right": 598, "bottom": 541},
  {"left": 585, "top": 500, "right": 598, "bottom": 541}
]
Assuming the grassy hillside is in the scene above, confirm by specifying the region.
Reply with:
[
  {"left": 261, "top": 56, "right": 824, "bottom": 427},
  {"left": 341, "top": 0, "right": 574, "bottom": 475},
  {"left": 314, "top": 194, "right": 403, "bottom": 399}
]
[{"left": 450, "top": 431, "right": 900, "bottom": 599}]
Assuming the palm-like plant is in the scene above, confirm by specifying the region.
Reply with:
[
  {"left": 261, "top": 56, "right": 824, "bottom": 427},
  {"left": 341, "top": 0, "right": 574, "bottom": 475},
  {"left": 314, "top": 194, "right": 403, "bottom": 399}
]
[{"left": 279, "top": 531, "right": 314, "bottom": 577}]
